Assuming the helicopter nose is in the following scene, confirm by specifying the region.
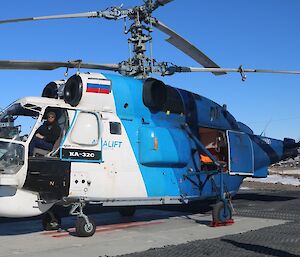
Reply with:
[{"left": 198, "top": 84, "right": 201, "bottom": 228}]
[{"left": 0, "top": 186, "right": 54, "bottom": 218}]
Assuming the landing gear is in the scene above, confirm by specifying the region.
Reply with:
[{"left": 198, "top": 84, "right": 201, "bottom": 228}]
[
  {"left": 118, "top": 206, "right": 136, "bottom": 217},
  {"left": 182, "top": 123, "right": 235, "bottom": 226},
  {"left": 75, "top": 217, "right": 96, "bottom": 237},
  {"left": 70, "top": 201, "right": 96, "bottom": 237},
  {"left": 212, "top": 200, "right": 233, "bottom": 225},
  {"left": 42, "top": 211, "right": 61, "bottom": 231}
]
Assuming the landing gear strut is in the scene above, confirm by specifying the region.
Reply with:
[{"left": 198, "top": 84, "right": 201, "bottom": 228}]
[
  {"left": 70, "top": 202, "right": 96, "bottom": 237},
  {"left": 211, "top": 200, "right": 234, "bottom": 226},
  {"left": 211, "top": 167, "right": 234, "bottom": 227},
  {"left": 42, "top": 211, "right": 61, "bottom": 231},
  {"left": 182, "top": 123, "right": 235, "bottom": 226}
]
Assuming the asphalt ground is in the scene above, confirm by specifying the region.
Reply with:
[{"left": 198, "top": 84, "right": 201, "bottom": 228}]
[
  {"left": 0, "top": 183, "right": 299, "bottom": 257},
  {"left": 118, "top": 185, "right": 300, "bottom": 257}
]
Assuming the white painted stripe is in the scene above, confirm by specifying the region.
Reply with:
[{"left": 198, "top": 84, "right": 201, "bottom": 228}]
[{"left": 97, "top": 79, "right": 112, "bottom": 86}]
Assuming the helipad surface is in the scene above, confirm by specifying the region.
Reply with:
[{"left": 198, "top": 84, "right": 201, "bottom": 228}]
[{"left": 0, "top": 209, "right": 286, "bottom": 257}]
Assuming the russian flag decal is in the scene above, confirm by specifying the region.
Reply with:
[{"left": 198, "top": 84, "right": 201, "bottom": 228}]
[{"left": 86, "top": 80, "right": 112, "bottom": 94}]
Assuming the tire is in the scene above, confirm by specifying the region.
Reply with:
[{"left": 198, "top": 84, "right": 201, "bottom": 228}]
[
  {"left": 118, "top": 206, "right": 136, "bottom": 217},
  {"left": 42, "top": 212, "right": 61, "bottom": 231},
  {"left": 75, "top": 217, "right": 96, "bottom": 237},
  {"left": 212, "top": 201, "right": 232, "bottom": 223}
]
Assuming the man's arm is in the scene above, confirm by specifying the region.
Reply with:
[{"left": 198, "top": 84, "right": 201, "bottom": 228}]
[
  {"left": 35, "top": 133, "right": 44, "bottom": 139},
  {"left": 35, "top": 124, "right": 45, "bottom": 139}
]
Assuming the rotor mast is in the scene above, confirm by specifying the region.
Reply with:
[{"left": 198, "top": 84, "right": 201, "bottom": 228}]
[{"left": 121, "top": 0, "right": 158, "bottom": 78}]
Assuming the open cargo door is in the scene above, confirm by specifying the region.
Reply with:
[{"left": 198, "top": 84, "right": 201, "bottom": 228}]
[{"left": 227, "top": 130, "right": 254, "bottom": 175}]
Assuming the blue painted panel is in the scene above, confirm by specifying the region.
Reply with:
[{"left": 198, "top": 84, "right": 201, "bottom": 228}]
[
  {"left": 107, "top": 74, "right": 181, "bottom": 197},
  {"left": 104, "top": 74, "right": 150, "bottom": 121},
  {"left": 253, "top": 167, "right": 269, "bottom": 178},
  {"left": 140, "top": 167, "right": 180, "bottom": 196},
  {"left": 250, "top": 135, "right": 283, "bottom": 177},
  {"left": 251, "top": 135, "right": 283, "bottom": 168},
  {"left": 139, "top": 127, "right": 190, "bottom": 167},
  {"left": 228, "top": 131, "right": 254, "bottom": 174},
  {"left": 106, "top": 73, "right": 244, "bottom": 198},
  {"left": 192, "top": 94, "right": 237, "bottom": 130}
]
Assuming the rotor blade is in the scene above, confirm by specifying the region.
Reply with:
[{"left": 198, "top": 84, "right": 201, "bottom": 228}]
[
  {"left": 186, "top": 67, "right": 300, "bottom": 74},
  {"left": 151, "top": 0, "right": 174, "bottom": 11},
  {"left": 153, "top": 19, "right": 226, "bottom": 75},
  {"left": 167, "top": 65, "right": 300, "bottom": 75},
  {"left": 0, "top": 7, "right": 132, "bottom": 25},
  {"left": 0, "top": 12, "right": 100, "bottom": 24},
  {"left": 156, "top": 0, "right": 174, "bottom": 6},
  {"left": 0, "top": 60, "right": 120, "bottom": 71}
]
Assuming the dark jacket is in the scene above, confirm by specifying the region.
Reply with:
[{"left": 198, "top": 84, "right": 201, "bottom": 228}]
[{"left": 36, "top": 121, "right": 61, "bottom": 145}]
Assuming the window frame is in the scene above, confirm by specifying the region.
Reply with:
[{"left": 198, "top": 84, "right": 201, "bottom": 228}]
[{"left": 69, "top": 111, "right": 101, "bottom": 146}]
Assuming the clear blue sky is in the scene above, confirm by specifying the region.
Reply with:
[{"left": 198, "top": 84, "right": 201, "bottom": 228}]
[{"left": 0, "top": 0, "right": 299, "bottom": 140}]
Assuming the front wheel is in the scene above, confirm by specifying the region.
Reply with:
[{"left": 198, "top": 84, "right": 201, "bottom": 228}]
[{"left": 75, "top": 217, "right": 96, "bottom": 237}]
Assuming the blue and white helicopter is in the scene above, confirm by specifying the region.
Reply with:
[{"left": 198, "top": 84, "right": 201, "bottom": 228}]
[{"left": 0, "top": 0, "right": 299, "bottom": 237}]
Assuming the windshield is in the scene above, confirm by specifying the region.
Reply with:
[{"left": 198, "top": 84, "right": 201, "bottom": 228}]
[{"left": 0, "top": 103, "right": 41, "bottom": 142}]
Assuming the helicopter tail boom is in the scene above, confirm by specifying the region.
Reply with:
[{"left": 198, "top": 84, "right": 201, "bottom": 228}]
[{"left": 283, "top": 138, "right": 300, "bottom": 160}]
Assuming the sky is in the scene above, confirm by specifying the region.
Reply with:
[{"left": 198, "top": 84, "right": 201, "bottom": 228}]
[{"left": 0, "top": 0, "right": 299, "bottom": 140}]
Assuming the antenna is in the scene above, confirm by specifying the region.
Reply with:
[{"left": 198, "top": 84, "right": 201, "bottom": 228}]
[{"left": 260, "top": 119, "right": 272, "bottom": 137}]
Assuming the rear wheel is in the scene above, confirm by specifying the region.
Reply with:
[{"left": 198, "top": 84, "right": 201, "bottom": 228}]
[
  {"left": 212, "top": 201, "right": 232, "bottom": 223},
  {"left": 75, "top": 217, "right": 96, "bottom": 237},
  {"left": 118, "top": 206, "right": 136, "bottom": 217}
]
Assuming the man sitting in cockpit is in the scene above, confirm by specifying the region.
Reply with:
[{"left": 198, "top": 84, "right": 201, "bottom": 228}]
[{"left": 29, "top": 111, "right": 61, "bottom": 156}]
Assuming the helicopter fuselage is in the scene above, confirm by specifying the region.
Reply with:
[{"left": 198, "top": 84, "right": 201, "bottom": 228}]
[{"left": 0, "top": 72, "right": 297, "bottom": 218}]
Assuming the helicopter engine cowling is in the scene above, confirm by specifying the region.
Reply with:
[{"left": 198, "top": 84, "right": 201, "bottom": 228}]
[
  {"left": 63, "top": 75, "right": 83, "bottom": 106},
  {"left": 143, "top": 78, "right": 167, "bottom": 111},
  {"left": 63, "top": 73, "right": 116, "bottom": 112},
  {"left": 42, "top": 80, "right": 65, "bottom": 99}
]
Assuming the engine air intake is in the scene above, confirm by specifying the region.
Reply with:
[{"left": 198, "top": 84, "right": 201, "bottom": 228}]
[{"left": 64, "top": 75, "right": 83, "bottom": 107}]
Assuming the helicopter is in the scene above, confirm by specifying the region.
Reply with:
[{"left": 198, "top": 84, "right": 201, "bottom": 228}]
[{"left": 0, "top": 0, "right": 299, "bottom": 237}]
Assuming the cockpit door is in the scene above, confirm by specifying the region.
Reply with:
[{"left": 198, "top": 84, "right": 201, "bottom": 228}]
[{"left": 227, "top": 130, "right": 254, "bottom": 175}]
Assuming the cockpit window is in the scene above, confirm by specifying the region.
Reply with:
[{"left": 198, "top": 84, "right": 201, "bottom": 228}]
[
  {"left": 0, "top": 141, "right": 24, "bottom": 174},
  {"left": 0, "top": 103, "right": 40, "bottom": 142},
  {"left": 23, "top": 103, "right": 42, "bottom": 112}
]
